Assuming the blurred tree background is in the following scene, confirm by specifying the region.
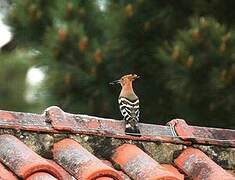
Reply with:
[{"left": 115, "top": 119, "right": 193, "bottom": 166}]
[{"left": 0, "top": 0, "right": 235, "bottom": 128}]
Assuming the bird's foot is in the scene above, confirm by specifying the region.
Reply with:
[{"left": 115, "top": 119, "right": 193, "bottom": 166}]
[{"left": 125, "top": 124, "right": 141, "bottom": 137}]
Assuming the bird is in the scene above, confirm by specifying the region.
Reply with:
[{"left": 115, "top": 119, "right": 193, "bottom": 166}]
[{"left": 110, "top": 74, "right": 141, "bottom": 136}]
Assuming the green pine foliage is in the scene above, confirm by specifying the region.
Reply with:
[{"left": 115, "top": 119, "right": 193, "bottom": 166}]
[
  {"left": 4, "top": 0, "right": 235, "bottom": 128},
  {"left": 8, "top": 0, "right": 54, "bottom": 43},
  {"left": 8, "top": 0, "right": 112, "bottom": 116},
  {"left": 158, "top": 17, "right": 235, "bottom": 127},
  {"left": 104, "top": 1, "right": 197, "bottom": 124},
  {"left": 104, "top": 1, "right": 235, "bottom": 127}
]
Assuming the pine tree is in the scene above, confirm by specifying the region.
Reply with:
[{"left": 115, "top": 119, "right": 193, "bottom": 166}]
[
  {"left": 158, "top": 17, "right": 235, "bottom": 128},
  {"left": 7, "top": 0, "right": 113, "bottom": 116},
  {"left": 5, "top": 0, "right": 235, "bottom": 128},
  {"left": 40, "top": 1, "right": 107, "bottom": 114},
  {"left": 105, "top": 0, "right": 199, "bottom": 123},
  {"left": 106, "top": 1, "right": 235, "bottom": 127}
]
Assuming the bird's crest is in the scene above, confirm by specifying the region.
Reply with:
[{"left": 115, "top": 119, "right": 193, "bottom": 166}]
[{"left": 109, "top": 74, "right": 139, "bottom": 86}]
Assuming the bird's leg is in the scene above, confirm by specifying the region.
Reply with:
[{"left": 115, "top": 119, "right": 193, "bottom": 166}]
[{"left": 124, "top": 119, "right": 141, "bottom": 136}]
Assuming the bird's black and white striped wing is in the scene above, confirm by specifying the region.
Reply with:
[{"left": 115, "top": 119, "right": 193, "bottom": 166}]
[{"left": 118, "top": 97, "right": 140, "bottom": 123}]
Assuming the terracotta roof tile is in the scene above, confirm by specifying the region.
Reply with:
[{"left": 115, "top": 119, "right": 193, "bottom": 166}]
[
  {"left": 25, "top": 172, "right": 58, "bottom": 180},
  {"left": 0, "top": 134, "right": 64, "bottom": 179},
  {"left": 0, "top": 107, "right": 234, "bottom": 179},
  {"left": 0, "top": 162, "right": 18, "bottom": 180},
  {"left": 96, "top": 178, "right": 116, "bottom": 180},
  {"left": 174, "top": 147, "right": 235, "bottom": 180},
  {"left": 112, "top": 144, "right": 181, "bottom": 180},
  {"left": 227, "top": 170, "right": 235, "bottom": 177},
  {"left": 117, "top": 171, "right": 131, "bottom": 180},
  {"left": 101, "top": 160, "right": 131, "bottom": 179},
  {"left": 0, "top": 133, "right": 233, "bottom": 180},
  {"left": 168, "top": 119, "right": 235, "bottom": 146},
  {"left": 102, "top": 160, "right": 114, "bottom": 167},
  {"left": 47, "top": 160, "right": 74, "bottom": 179},
  {"left": 161, "top": 164, "right": 184, "bottom": 180},
  {"left": 53, "top": 138, "right": 122, "bottom": 180},
  {"left": 0, "top": 106, "right": 234, "bottom": 147}
]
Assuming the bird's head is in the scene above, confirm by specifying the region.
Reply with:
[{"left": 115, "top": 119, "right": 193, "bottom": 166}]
[{"left": 109, "top": 74, "right": 140, "bottom": 86}]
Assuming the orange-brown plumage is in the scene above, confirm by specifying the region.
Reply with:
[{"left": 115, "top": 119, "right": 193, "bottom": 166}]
[{"left": 118, "top": 74, "right": 138, "bottom": 100}]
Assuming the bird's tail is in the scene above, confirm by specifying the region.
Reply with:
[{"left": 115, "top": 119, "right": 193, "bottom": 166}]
[{"left": 125, "top": 123, "right": 141, "bottom": 136}]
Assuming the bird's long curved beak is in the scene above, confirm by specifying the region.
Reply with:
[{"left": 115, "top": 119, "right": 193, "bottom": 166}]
[{"left": 109, "top": 79, "right": 120, "bottom": 85}]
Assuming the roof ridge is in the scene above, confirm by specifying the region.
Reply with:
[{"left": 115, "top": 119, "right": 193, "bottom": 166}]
[{"left": 0, "top": 106, "right": 234, "bottom": 147}]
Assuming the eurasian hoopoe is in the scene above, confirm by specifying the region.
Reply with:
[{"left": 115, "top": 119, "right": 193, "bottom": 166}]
[{"left": 110, "top": 74, "right": 141, "bottom": 136}]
